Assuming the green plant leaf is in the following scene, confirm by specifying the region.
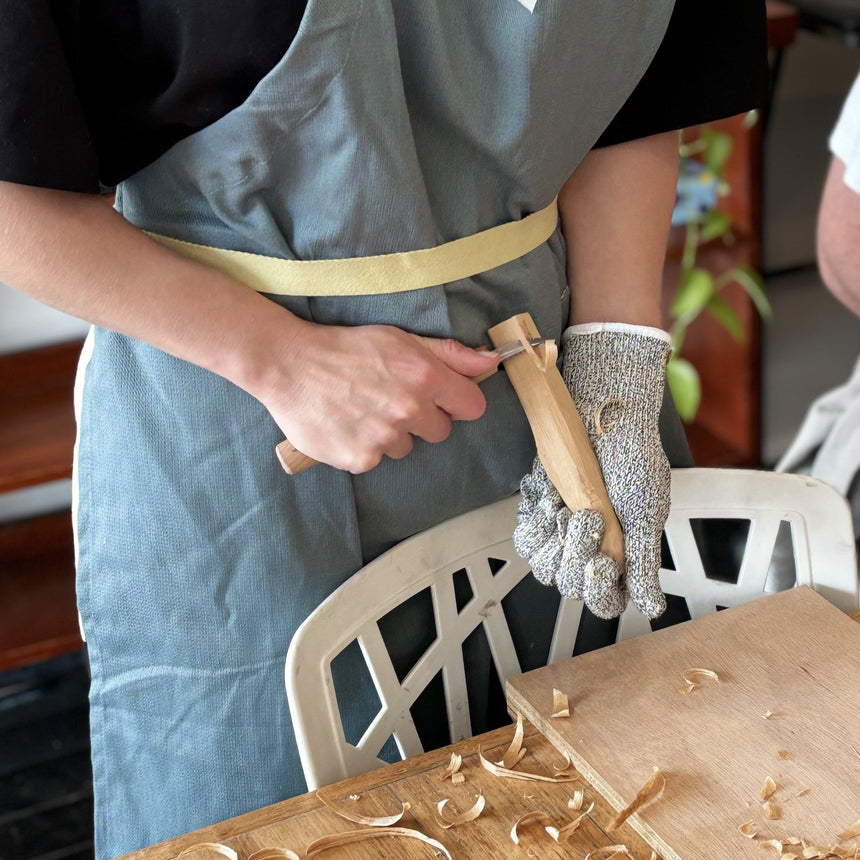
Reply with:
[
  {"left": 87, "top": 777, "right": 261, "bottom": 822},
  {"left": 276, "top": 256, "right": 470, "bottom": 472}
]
[
  {"left": 666, "top": 356, "right": 701, "bottom": 423},
  {"left": 700, "top": 210, "right": 732, "bottom": 243},
  {"left": 705, "top": 294, "right": 744, "bottom": 342},
  {"left": 730, "top": 264, "right": 772, "bottom": 320},
  {"left": 701, "top": 128, "right": 733, "bottom": 174},
  {"left": 670, "top": 267, "right": 714, "bottom": 320}
]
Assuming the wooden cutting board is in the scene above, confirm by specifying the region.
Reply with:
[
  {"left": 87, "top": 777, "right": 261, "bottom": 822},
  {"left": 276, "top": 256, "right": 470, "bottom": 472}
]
[{"left": 506, "top": 587, "right": 860, "bottom": 859}]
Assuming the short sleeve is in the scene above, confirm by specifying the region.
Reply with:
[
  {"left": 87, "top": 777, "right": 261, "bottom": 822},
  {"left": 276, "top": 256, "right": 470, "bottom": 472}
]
[
  {"left": 829, "top": 71, "right": 860, "bottom": 194},
  {"left": 0, "top": 0, "right": 100, "bottom": 192},
  {"left": 595, "top": 0, "right": 769, "bottom": 148}
]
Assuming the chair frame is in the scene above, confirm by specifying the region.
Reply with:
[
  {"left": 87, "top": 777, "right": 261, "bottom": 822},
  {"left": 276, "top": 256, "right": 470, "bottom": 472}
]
[{"left": 286, "top": 468, "right": 858, "bottom": 789}]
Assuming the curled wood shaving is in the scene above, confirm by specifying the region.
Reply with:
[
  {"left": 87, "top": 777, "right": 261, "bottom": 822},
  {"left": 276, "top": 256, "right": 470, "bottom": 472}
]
[
  {"left": 584, "top": 846, "right": 634, "bottom": 859},
  {"left": 839, "top": 820, "right": 860, "bottom": 841},
  {"left": 435, "top": 794, "right": 486, "bottom": 829},
  {"left": 479, "top": 746, "right": 579, "bottom": 782},
  {"left": 247, "top": 850, "right": 301, "bottom": 860},
  {"left": 738, "top": 821, "right": 758, "bottom": 839},
  {"left": 315, "top": 790, "right": 410, "bottom": 827},
  {"left": 760, "top": 839, "right": 785, "bottom": 852},
  {"left": 440, "top": 752, "right": 462, "bottom": 782},
  {"left": 551, "top": 688, "right": 570, "bottom": 718},
  {"left": 569, "top": 789, "right": 585, "bottom": 810},
  {"left": 545, "top": 802, "right": 595, "bottom": 844},
  {"left": 761, "top": 776, "right": 777, "bottom": 800},
  {"left": 177, "top": 844, "right": 239, "bottom": 860},
  {"left": 550, "top": 751, "right": 578, "bottom": 777},
  {"left": 500, "top": 712, "right": 527, "bottom": 769},
  {"left": 609, "top": 767, "right": 665, "bottom": 831},
  {"left": 510, "top": 811, "right": 553, "bottom": 845},
  {"left": 677, "top": 668, "right": 719, "bottom": 694},
  {"left": 762, "top": 801, "right": 781, "bottom": 820},
  {"left": 305, "top": 827, "right": 452, "bottom": 858}
]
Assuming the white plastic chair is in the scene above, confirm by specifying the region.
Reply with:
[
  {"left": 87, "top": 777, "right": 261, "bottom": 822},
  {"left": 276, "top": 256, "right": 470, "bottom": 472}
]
[{"left": 285, "top": 468, "right": 858, "bottom": 789}]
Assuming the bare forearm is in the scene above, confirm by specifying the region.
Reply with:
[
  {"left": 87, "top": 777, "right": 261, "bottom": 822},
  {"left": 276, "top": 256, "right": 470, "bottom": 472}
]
[
  {"left": 559, "top": 132, "right": 679, "bottom": 328},
  {"left": 0, "top": 181, "right": 304, "bottom": 398},
  {"left": 0, "top": 181, "right": 496, "bottom": 472},
  {"left": 817, "top": 157, "right": 860, "bottom": 318}
]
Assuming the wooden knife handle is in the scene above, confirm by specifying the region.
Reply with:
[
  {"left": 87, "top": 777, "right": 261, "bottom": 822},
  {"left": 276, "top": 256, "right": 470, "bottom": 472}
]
[
  {"left": 488, "top": 313, "right": 625, "bottom": 567},
  {"left": 275, "top": 441, "right": 318, "bottom": 475}
]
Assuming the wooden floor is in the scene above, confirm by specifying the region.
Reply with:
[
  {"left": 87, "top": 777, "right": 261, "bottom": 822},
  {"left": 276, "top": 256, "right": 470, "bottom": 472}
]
[{"left": 0, "top": 650, "right": 94, "bottom": 860}]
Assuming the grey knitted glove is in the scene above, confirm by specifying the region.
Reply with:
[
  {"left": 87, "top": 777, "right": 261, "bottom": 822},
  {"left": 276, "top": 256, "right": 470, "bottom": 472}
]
[{"left": 513, "top": 323, "right": 672, "bottom": 619}]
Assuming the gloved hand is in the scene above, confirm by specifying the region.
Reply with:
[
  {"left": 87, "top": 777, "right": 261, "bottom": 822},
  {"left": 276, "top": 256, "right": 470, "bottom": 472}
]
[{"left": 513, "top": 323, "right": 672, "bottom": 619}]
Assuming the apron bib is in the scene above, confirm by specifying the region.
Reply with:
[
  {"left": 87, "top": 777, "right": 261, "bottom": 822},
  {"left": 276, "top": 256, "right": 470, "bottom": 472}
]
[{"left": 75, "top": 2, "right": 675, "bottom": 855}]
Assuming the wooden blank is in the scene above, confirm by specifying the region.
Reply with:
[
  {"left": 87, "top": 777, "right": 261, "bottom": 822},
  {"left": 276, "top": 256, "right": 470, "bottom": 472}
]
[
  {"left": 488, "top": 313, "right": 624, "bottom": 565},
  {"left": 506, "top": 587, "right": 860, "bottom": 859}
]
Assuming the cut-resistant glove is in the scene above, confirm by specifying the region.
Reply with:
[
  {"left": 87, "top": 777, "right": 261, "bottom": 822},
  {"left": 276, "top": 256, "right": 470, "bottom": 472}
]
[{"left": 513, "top": 323, "right": 672, "bottom": 619}]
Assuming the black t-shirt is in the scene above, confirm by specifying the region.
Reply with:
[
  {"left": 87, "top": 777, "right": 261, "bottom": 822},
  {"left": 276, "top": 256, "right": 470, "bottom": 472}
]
[{"left": 0, "top": 0, "right": 768, "bottom": 193}]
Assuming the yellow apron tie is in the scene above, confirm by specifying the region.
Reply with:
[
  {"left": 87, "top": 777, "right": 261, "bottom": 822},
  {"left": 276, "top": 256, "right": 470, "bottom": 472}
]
[{"left": 147, "top": 197, "right": 558, "bottom": 297}]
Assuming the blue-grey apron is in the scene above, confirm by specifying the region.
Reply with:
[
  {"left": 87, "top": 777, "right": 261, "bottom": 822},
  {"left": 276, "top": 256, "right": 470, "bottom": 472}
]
[{"left": 75, "top": 2, "right": 677, "bottom": 856}]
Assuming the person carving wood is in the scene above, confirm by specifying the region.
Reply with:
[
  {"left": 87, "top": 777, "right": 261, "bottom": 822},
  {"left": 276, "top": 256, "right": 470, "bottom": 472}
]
[{"left": 0, "top": 1, "right": 767, "bottom": 856}]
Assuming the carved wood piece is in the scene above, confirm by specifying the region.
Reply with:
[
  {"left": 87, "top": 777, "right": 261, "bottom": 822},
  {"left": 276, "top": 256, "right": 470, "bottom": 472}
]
[{"left": 487, "top": 313, "right": 624, "bottom": 567}]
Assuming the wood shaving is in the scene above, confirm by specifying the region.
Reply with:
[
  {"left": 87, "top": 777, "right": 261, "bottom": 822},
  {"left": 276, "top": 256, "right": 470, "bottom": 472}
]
[
  {"left": 738, "top": 821, "right": 758, "bottom": 838},
  {"left": 177, "top": 844, "right": 240, "bottom": 860},
  {"left": 451, "top": 772, "right": 466, "bottom": 784},
  {"left": 479, "top": 746, "right": 579, "bottom": 782},
  {"left": 305, "top": 827, "right": 452, "bottom": 858},
  {"left": 677, "top": 668, "right": 720, "bottom": 695},
  {"left": 583, "top": 846, "right": 634, "bottom": 859},
  {"left": 348, "top": 794, "right": 360, "bottom": 801},
  {"left": 760, "top": 839, "right": 785, "bottom": 852},
  {"left": 838, "top": 820, "right": 860, "bottom": 841},
  {"left": 569, "top": 789, "right": 585, "bottom": 810},
  {"left": 551, "top": 687, "right": 570, "bottom": 718},
  {"left": 440, "top": 752, "right": 462, "bottom": 782},
  {"left": 764, "top": 710, "right": 774, "bottom": 719},
  {"left": 545, "top": 802, "right": 595, "bottom": 844},
  {"left": 761, "top": 776, "right": 777, "bottom": 800},
  {"left": 609, "top": 767, "right": 665, "bottom": 831},
  {"left": 315, "top": 791, "right": 409, "bottom": 827},
  {"left": 435, "top": 794, "right": 485, "bottom": 829},
  {"left": 500, "top": 713, "right": 527, "bottom": 769},
  {"left": 510, "top": 811, "right": 552, "bottom": 845},
  {"left": 778, "top": 750, "right": 790, "bottom": 760},
  {"left": 550, "top": 751, "right": 578, "bottom": 776},
  {"left": 247, "top": 850, "right": 301, "bottom": 860},
  {"left": 762, "top": 801, "right": 782, "bottom": 820}
]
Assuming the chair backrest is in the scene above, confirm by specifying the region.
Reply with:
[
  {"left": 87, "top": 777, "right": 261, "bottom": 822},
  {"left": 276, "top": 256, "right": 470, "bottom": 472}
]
[{"left": 285, "top": 468, "right": 858, "bottom": 789}]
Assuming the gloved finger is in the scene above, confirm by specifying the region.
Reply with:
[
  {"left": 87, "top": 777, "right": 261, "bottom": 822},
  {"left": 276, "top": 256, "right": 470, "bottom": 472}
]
[
  {"left": 555, "top": 508, "right": 604, "bottom": 600},
  {"left": 527, "top": 532, "right": 564, "bottom": 586},
  {"left": 625, "top": 534, "right": 667, "bottom": 619},
  {"left": 582, "top": 554, "right": 628, "bottom": 619}
]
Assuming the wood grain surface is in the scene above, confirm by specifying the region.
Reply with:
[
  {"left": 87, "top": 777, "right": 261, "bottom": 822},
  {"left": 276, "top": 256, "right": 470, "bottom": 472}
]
[
  {"left": 119, "top": 723, "right": 657, "bottom": 860},
  {"left": 506, "top": 587, "right": 860, "bottom": 859}
]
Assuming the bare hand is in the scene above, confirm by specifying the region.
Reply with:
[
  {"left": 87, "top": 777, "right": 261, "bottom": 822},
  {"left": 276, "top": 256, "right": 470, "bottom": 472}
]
[{"left": 255, "top": 321, "right": 499, "bottom": 473}]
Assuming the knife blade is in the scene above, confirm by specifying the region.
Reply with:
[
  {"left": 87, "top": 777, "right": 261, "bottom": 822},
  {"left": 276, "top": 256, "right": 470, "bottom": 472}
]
[{"left": 492, "top": 337, "right": 547, "bottom": 362}]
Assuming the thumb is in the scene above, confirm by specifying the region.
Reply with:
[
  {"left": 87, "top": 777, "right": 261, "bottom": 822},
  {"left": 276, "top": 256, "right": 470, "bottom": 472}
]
[{"left": 417, "top": 336, "right": 500, "bottom": 378}]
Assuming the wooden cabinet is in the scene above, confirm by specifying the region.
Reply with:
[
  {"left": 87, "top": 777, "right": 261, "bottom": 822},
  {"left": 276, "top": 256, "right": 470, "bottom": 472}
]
[{"left": 0, "top": 341, "right": 82, "bottom": 670}]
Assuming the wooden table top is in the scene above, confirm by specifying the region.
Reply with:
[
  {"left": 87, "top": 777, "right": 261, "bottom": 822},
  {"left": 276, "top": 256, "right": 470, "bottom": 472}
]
[
  {"left": 122, "top": 610, "right": 860, "bottom": 860},
  {"left": 121, "top": 721, "right": 658, "bottom": 860}
]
